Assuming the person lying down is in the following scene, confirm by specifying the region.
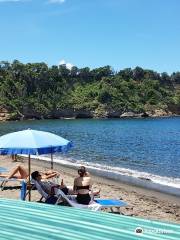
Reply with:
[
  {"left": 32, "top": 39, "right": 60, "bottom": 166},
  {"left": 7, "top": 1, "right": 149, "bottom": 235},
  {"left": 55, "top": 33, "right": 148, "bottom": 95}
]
[
  {"left": 31, "top": 170, "right": 72, "bottom": 204},
  {"left": 0, "top": 165, "right": 60, "bottom": 180}
]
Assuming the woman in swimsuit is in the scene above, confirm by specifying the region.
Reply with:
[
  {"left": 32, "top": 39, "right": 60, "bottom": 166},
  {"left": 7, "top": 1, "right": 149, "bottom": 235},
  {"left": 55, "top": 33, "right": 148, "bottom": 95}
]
[{"left": 73, "top": 166, "right": 92, "bottom": 205}]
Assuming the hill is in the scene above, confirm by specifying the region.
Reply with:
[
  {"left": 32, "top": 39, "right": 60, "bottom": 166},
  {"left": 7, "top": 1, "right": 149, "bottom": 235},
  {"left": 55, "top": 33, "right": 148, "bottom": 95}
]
[{"left": 0, "top": 60, "right": 179, "bottom": 120}]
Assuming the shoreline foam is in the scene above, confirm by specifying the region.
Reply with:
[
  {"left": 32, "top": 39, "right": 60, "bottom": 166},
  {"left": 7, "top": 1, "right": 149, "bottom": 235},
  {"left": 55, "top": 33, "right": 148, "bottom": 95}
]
[{"left": 26, "top": 155, "right": 180, "bottom": 197}]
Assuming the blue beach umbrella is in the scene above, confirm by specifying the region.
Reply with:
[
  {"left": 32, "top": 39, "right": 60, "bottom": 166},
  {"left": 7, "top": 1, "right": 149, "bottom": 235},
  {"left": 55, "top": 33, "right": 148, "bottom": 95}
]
[{"left": 0, "top": 129, "right": 73, "bottom": 200}]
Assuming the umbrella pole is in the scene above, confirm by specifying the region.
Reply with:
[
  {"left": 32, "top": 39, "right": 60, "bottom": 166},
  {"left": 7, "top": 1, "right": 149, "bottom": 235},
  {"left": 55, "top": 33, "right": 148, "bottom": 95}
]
[
  {"left": 28, "top": 154, "right": 31, "bottom": 201},
  {"left": 51, "top": 152, "right": 53, "bottom": 170}
]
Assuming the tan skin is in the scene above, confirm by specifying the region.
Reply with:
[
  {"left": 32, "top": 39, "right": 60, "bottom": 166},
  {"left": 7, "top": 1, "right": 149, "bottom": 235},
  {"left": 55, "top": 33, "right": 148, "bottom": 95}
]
[
  {"left": 0, "top": 165, "right": 60, "bottom": 180},
  {"left": 73, "top": 175, "right": 92, "bottom": 194},
  {"left": 73, "top": 169, "right": 100, "bottom": 196}
]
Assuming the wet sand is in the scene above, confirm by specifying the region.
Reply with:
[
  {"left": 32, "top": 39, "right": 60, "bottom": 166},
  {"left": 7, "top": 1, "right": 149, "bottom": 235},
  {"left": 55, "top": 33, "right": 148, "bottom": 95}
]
[{"left": 0, "top": 156, "right": 180, "bottom": 223}]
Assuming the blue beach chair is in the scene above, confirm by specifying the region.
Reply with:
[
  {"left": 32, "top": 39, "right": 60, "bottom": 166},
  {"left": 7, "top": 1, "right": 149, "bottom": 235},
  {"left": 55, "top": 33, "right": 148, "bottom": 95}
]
[
  {"left": 20, "top": 180, "right": 27, "bottom": 200},
  {"left": 95, "top": 199, "right": 127, "bottom": 213}
]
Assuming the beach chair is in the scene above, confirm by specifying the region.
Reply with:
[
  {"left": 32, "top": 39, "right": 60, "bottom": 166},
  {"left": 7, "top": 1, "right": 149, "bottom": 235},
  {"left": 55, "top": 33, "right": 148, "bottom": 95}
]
[
  {"left": 20, "top": 179, "right": 59, "bottom": 203},
  {"left": 0, "top": 177, "right": 24, "bottom": 190},
  {"left": 20, "top": 180, "right": 27, "bottom": 200},
  {"left": 94, "top": 199, "right": 127, "bottom": 213},
  {"left": 0, "top": 167, "right": 25, "bottom": 190},
  {"left": 0, "top": 167, "right": 8, "bottom": 173},
  {"left": 21, "top": 181, "right": 127, "bottom": 212},
  {"left": 21, "top": 180, "right": 101, "bottom": 209},
  {"left": 0, "top": 175, "right": 25, "bottom": 190},
  {"left": 56, "top": 189, "right": 127, "bottom": 212}
]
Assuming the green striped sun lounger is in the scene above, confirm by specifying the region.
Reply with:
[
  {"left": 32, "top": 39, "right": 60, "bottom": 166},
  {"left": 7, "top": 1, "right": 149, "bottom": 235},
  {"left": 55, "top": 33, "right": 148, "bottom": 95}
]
[{"left": 0, "top": 198, "right": 179, "bottom": 240}]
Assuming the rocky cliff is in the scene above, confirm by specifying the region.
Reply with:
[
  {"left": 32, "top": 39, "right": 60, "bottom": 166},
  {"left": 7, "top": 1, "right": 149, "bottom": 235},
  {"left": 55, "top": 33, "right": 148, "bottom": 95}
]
[{"left": 0, "top": 107, "right": 178, "bottom": 121}]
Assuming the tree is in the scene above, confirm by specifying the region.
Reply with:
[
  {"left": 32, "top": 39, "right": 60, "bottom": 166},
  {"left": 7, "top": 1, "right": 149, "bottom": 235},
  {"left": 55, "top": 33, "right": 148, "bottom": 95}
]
[
  {"left": 171, "top": 72, "right": 180, "bottom": 84},
  {"left": 133, "top": 66, "right": 144, "bottom": 81}
]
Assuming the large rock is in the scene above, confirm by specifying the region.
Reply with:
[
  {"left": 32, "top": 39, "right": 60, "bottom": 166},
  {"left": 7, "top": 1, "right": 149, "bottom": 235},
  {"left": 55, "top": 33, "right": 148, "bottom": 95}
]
[
  {"left": 107, "top": 110, "right": 122, "bottom": 118},
  {"left": 0, "top": 108, "right": 12, "bottom": 121},
  {"left": 147, "top": 109, "right": 172, "bottom": 117},
  {"left": 120, "top": 112, "right": 145, "bottom": 118},
  {"left": 52, "top": 109, "right": 93, "bottom": 119}
]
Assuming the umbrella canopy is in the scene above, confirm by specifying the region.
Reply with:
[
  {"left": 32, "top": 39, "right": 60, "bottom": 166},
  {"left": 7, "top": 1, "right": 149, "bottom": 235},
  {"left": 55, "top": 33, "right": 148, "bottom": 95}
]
[
  {"left": 0, "top": 129, "right": 73, "bottom": 200},
  {"left": 0, "top": 198, "right": 180, "bottom": 240},
  {"left": 0, "top": 129, "right": 72, "bottom": 155}
]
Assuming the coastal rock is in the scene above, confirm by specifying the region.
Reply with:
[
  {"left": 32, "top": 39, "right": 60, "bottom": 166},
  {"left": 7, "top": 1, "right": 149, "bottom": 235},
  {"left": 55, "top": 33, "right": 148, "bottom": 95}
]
[
  {"left": 168, "top": 103, "right": 180, "bottom": 115},
  {"left": 23, "top": 109, "right": 94, "bottom": 119},
  {"left": 120, "top": 112, "right": 145, "bottom": 118},
  {"left": 93, "top": 105, "right": 108, "bottom": 118},
  {"left": 54, "top": 109, "right": 93, "bottom": 119},
  {"left": 147, "top": 109, "right": 172, "bottom": 117},
  {"left": 0, "top": 107, "right": 12, "bottom": 121},
  {"left": 107, "top": 109, "right": 122, "bottom": 118},
  {"left": 0, "top": 106, "right": 178, "bottom": 121}
]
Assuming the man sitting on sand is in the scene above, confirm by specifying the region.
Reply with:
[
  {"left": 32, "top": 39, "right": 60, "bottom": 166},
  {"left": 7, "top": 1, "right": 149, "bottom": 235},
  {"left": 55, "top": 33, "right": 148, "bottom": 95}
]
[{"left": 0, "top": 165, "right": 60, "bottom": 180}]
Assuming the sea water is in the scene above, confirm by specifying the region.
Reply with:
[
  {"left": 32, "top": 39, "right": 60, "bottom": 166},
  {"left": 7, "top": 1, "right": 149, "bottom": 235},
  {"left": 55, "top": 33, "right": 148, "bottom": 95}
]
[{"left": 0, "top": 117, "right": 180, "bottom": 194}]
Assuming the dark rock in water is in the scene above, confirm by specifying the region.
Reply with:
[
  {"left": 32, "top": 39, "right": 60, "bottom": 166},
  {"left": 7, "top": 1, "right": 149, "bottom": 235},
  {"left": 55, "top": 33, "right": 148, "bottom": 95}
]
[{"left": 138, "top": 177, "right": 151, "bottom": 181}]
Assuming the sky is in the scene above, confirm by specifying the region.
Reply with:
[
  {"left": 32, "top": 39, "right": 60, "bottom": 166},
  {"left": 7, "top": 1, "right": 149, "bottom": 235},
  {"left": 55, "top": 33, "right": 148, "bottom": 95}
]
[{"left": 0, "top": 0, "right": 180, "bottom": 73}]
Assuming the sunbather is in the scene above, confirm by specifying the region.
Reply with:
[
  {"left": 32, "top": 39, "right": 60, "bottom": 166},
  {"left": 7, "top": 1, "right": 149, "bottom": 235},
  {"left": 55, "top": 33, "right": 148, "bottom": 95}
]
[
  {"left": 73, "top": 166, "right": 93, "bottom": 205},
  {"left": 31, "top": 171, "right": 70, "bottom": 203},
  {"left": 0, "top": 165, "right": 60, "bottom": 180}
]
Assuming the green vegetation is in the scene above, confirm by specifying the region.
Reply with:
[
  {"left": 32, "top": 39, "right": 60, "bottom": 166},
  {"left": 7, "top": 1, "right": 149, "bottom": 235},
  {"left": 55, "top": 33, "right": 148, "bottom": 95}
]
[{"left": 0, "top": 60, "right": 179, "bottom": 119}]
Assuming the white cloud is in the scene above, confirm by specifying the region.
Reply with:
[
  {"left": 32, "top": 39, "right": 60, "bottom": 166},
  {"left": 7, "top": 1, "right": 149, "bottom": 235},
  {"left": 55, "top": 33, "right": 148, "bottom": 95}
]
[
  {"left": 58, "top": 59, "right": 73, "bottom": 70},
  {"left": 48, "top": 0, "right": 65, "bottom": 4}
]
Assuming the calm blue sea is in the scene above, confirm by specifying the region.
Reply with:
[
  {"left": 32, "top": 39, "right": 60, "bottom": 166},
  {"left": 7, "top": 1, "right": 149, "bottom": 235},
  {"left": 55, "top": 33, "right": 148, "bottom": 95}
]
[{"left": 0, "top": 117, "right": 180, "bottom": 189}]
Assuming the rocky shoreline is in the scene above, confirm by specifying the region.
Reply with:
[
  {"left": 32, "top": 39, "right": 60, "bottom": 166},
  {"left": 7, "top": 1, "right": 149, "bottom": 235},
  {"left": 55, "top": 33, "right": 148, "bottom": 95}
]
[{"left": 0, "top": 107, "right": 179, "bottom": 121}]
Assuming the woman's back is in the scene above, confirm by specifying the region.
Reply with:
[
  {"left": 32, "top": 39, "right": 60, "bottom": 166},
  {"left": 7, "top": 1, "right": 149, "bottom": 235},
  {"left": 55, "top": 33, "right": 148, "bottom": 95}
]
[
  {"left": 74, "top": 176, "right": 92, "bottom": 194},
  {"left": 74, "top": 166, "right": 92, "bottom": 205}
]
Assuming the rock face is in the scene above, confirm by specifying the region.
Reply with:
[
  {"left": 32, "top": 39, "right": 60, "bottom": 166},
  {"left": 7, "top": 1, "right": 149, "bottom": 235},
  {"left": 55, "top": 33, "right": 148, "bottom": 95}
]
[
  {"left": 0, "top": 107, "right": 178, "bottom": 121},
  {"left": 146, "top": 109, "right": 172, "bottom": 117},
  {"left": 168, "top": 104, "right": 180, "bottom": 115},
  {"left": 10, "top": 109, "right": 94, "bottom": 120},
  {"left": 120, "top": 112, "right": 146, "bottom": 118},
  {"left": 0, "top": 108, "right": 11, "bottom": 121},
  {"left": 52, "top": 109, "right": 94, "bottom": 119}
]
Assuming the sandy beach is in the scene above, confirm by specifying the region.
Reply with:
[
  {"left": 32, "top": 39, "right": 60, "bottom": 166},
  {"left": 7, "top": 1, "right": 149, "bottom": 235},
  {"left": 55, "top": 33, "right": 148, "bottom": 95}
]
[{"left": 0, "top": 156, "right": 180, "bottom": 224}]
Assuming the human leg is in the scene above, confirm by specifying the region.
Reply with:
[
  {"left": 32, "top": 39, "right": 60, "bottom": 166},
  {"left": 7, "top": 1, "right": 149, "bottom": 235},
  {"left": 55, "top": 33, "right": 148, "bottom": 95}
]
[
  {"left": 6, "top": 165, "right": 28, "bottom": 179},
  {"left": 42, "top": 172, "right": 60, "bottom": 179}
]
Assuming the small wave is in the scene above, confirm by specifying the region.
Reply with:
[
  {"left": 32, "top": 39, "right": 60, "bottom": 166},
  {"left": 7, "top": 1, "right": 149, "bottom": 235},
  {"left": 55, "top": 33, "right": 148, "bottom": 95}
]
[
  {"left": 28, "top": 154, "right": 180, "bottom": 196},
  {"left": 32, "top": 155, "right": 180, "bottom": 188}
]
